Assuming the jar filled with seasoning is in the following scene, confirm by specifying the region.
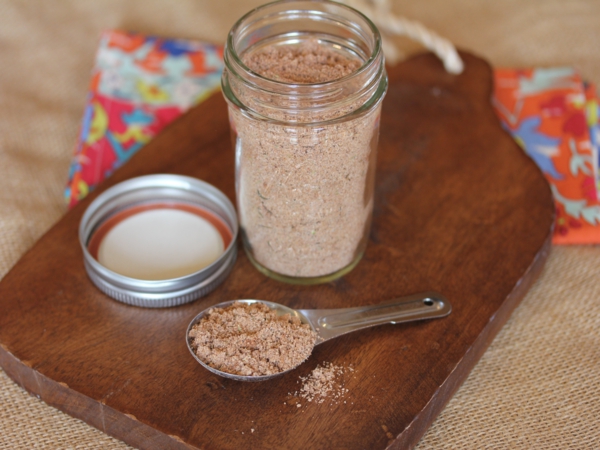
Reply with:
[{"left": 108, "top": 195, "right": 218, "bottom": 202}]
[{"left": 222, "top": 0, "right": 387, "bottom": 284}]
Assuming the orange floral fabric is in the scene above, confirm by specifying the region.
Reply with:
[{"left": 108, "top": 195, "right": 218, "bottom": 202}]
[{"left": 494, "top": 68, "right": 600, "bottom": 244}]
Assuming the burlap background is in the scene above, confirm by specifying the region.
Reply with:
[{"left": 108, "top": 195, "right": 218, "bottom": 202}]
[{"left": 1, "top": 1, "right": 599, "bottom": 448}]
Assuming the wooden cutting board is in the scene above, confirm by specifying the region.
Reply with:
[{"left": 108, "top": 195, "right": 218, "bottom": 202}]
[{"left": 0, "top": 51, "right": 554, "bottom": 450}]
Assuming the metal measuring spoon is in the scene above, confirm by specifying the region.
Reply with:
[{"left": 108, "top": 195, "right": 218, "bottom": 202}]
[{"left": 186, "top": 291, "right": 451, "bottom": 382}]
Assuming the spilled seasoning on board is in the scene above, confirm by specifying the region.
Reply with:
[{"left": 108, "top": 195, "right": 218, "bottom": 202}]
[{"left": 288, "top": 362, "right": 355, "bottom": 407}]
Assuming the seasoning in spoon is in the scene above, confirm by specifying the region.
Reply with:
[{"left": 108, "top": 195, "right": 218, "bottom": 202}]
[{"left": 188, "top": 302, "right": 317, "bottom": 377}]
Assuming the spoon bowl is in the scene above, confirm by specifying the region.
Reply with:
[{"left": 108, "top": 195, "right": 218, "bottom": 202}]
[{"left": 186, "top": 291, "right": 451, "bottom": 382}]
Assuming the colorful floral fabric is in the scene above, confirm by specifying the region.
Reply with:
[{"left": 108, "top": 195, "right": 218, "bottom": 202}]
[
  {"left": 65, "top": 30, "right": 223, "bottom": 207},
  {"left": 494, "top": 68, "right": 600, "bottom": 244},
  {"left": 66, "top": 31, "right": 600, "bottom": 244}
]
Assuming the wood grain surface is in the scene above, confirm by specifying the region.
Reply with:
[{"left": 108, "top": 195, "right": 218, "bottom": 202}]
[{"left": 0, "top": 51, "right": 555, "bottom": 450}]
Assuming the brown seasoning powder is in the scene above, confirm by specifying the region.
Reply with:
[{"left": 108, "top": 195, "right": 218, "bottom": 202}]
[
  {"left": 243, "top": 39, "right": 361, "bottom": 84},
  {"left": 292, "top": 362, "right": 352, "bottom": 405},
  {"left": 188, "top": 302, "right": 316, "bottom": 377},
  {"left": 234, "top": 40, "right": 381, "bottom": 277}
]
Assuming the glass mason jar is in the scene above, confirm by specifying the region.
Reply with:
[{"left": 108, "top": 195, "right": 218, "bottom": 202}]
[{"left": 222, "top": 0, "right": 387, "bottom": 284}]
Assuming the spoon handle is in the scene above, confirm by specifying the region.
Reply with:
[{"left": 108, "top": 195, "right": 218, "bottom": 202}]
[{"left": 299, "top": 292, "right": 451, "bottom": 345}]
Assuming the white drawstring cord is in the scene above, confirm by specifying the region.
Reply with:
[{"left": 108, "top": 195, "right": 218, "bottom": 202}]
[{"left": 339, "top": 0, "right": 464, "bottom": 74}]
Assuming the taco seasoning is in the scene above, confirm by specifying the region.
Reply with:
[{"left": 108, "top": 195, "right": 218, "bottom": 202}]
[
  {"left": 222, "top": 0, "right": 387, "bottom": 284},
  {"left": 188, "top": 301, "right": 316, "bottom": 377}
]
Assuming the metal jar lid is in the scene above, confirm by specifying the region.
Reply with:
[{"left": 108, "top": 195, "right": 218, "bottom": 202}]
[{"left": 79, "top": 174, "right": 238, "bottom": 308}]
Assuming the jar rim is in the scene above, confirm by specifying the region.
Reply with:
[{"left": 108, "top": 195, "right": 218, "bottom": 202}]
[{"left": 224, "top": 0, "right": 383, "bottom": 89}]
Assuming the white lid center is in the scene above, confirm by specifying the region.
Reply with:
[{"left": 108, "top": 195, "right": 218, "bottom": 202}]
[{"left": 97, "top": 208, "right": 225, "bottom": 280}]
